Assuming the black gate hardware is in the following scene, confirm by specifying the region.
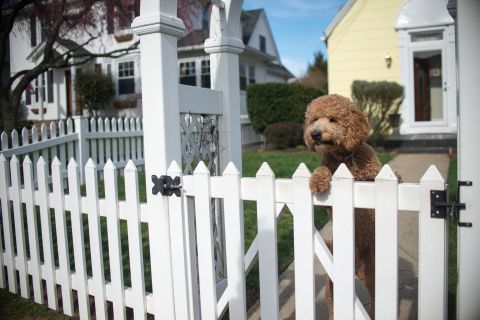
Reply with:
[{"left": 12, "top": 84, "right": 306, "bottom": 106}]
[
  {"left": 152, "top": 175, "right": 182, "bottom": 197},
  {"left": 431, "top": 180, "right": 473, "bottom": 227}
]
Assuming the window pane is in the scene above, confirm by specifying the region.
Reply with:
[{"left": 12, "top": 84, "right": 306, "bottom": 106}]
[
  {"left": 411, "top": 31, "right": 443, "bottom": 42},
  {"left": 259, "top": 35, "right": 266, "bottom": 53},
  {"left": 201, "top": 75, "right": 210, "bottom": 88},
  {"left": 119, "top": 78, "right": 135, "bottom": 94},
  {"left": 240, "top": 77, "right": 247, "bottom": 91},
  {"left": 180, "top": 76, "right": 196, "bottom": 86},
  {"left": 413, "top": 50, "right": 443, "bottom": 122}
]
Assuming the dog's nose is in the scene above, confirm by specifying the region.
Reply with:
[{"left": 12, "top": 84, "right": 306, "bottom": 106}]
[{"left": 310, "top": 131, "right": 322, "bottom": 141}]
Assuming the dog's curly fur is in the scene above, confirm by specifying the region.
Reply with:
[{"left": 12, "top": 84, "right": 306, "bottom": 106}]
[{"left": 304, "top": 94, "right": 382, "bottom": 318}]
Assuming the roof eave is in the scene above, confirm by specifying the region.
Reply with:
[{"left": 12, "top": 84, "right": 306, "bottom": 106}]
[{"left": 324, "top": 0, "right": 357, "bottom": 38}]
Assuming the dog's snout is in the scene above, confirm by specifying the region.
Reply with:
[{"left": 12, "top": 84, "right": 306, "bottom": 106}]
[{"left": 310, "top": 131, "right": 322, "bottom": 141}]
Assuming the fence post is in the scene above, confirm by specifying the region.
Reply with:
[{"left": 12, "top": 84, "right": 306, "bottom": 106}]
[
  {"left": 132, "top": 1, "right": 186, "bottom": 319},
  {"left": 73, "top": 115, "right": 88, "bottom": 184},
  {"left": 204, "top": 0, "right": 245, "bottom": 173}
]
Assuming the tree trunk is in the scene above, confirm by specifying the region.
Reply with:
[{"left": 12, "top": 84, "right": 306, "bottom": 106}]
[{"left": 0, "top": 93, "right": 18, "bottom": 132}]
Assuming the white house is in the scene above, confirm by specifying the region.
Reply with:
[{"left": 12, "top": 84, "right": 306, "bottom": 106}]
[{"left": 9, "top": 5, "right": 292, "bottom": 137}]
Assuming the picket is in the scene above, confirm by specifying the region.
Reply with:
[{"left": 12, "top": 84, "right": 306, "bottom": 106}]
[
  {"left": 97, "top": 117, "right": 105, "bottom": 166},
  {"left": 10, "top": 155, "right": 29, "bottom": 298},
  {"left": 0, "top": 131, "right": 7, "bottom": 151},
  {"left": 0, "top": 154, "right": 16, "bottom": 292},
  {"left": 332, "top": 164, "right": 355, "bottom": 319},
  {"left": 104, "top": 118, "right": 111, "bottom": 163},
  {"left": 66, "top": 118, "right": 74, "bottom": 161},
  {"left": 256, "top": 163, "right": 279, "bottom": 319},
  {"left": 90, "top": 118, "right": 98, "bottom": 163},
  {"left": 293, "top": 163, "right": 315, "bottom": 319},
  {"left": 41, "top": 124, "right": 49, "bottom": 167},
  {"left": 50, "top": 121, "right": 58, "bottom": 161},
  {"left": 167, "top": 161, "right": 191, "bottom": 320},
  {"left": 375, "top": 165, "right": 399, "bottom": 319},
  {"left": 85, "top": 159, "right": 107, "bottom": 320},
  {"left": 124, "top": 161, "right": 146, "bottom": 319},
  {"left": 67, "top": 159, "right": 90, "bottom": 319},
  {"left": 194, "top": 162, "right": 218, "bottom": 320},
  {"left": 52, "top": 157, "right": 74, "bottom": 315},
  {"left": 418, "top": 166, "right": 447, "bottom": 319},
  {"left": 130, "top": 117, "right": 137, "bottom": 161},
  {"left": 104, "top": 160, "right": 126, "bottom": 320},
  {"left": 37, "top": 157, "right": 58, "bottom": 309},
  {"left": 136, "top": 117, "right": 142, "bottom": 160},
  {"left": 124, "top": 118, "right": 131, "bottom": 163},
  {"left": 222, "top": 162, "right": 247, "bottom": 320},
  {"left": 118, "top": 118, "right": 124, "bottom": 164},
  {"left": 59, "top": 120, "right": 67, "bottom": 166},
  {"left": 111, "top": 118, "right": 118, "bottom": 163}
]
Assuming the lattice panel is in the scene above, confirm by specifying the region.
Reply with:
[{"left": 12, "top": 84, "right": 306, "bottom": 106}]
[
  {"left": 180, "top": 113, "right": 219, "bottom": 175},
  {"left": 180, "top": 113, "right": 225, "bottom": 279}
]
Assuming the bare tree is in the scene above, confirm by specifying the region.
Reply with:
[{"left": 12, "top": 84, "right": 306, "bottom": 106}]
[{"left": 0, "top": 0, "right": 139, "bottom": 130}]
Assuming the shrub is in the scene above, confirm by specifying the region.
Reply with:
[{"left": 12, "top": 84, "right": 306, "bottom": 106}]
[
  {"left": 264, "top": 122, "right": 304, "bottom": 149},
  {"left": 351, "top": 80, "right": 404, "bottom": 147},
  {"left": 247, "top": 83, "right": 325, "bottom": 133},
  {"left": 76, "top": 69, "right": 115, "bottom": 116}
]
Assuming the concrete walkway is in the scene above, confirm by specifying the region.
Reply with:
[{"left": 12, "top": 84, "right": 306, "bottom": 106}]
[{"left": 247, "top": 153, "right": 450, "bottom": 319}]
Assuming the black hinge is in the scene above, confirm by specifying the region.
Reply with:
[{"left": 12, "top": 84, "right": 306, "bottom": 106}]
[
  {"left": 431, "top": 180, "right": 473, "bottom": 227},
  {"left": 152, "top": 175, "right": 182, "bottom": 197}
]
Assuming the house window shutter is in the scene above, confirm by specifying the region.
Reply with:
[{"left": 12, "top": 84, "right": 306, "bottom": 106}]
[
  {"left": 30, "top": 16, "right": 37, "bottom": 47},
  {"left": 134, "top": 0, "right": 140, "bottom": 17},
  {"left": 107, "top": 1, "right": 115, "bottom": 34}
]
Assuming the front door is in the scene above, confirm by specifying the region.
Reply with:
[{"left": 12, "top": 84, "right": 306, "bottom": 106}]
[{"left": 412, "top": 49, "right": 444, "bottom": 123}]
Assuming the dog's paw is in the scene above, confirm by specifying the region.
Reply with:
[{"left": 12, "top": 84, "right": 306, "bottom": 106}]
[{"left": 309, "top": 166, "right": 332, "bottom": 193}]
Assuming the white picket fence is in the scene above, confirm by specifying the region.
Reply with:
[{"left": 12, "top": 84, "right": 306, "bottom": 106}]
[
  {"left": 0, "top": 116, "right": 144, "bottom": 183},
  {"left": 0, "top": 154, "right": 447, "bottom": 319}
]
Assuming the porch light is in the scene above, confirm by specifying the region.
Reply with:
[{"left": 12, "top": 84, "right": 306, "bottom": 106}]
[{"left": 385, "top": 53, "right": 392, "bottom": 68}]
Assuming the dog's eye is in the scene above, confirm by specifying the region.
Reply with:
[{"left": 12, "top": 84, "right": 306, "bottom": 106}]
[{"left": 329, "top": 117, "right": 337, "bottom": 123}]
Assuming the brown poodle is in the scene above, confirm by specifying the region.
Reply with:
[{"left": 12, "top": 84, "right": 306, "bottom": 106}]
[{"left": 304, "top": 94, "right": 382, "bottom": 319}]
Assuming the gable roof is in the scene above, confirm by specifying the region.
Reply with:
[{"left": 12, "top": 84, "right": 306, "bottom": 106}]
[
  {"left": 178, "top": 9, "right": 263, "bottom": 48},
  {"left": 27, "top": 38, "right": 91, "bottom": 62}
]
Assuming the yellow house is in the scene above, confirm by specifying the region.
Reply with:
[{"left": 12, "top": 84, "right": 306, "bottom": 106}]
[{"left": 325, "top": 0, "right": 457, "bottom": 136}]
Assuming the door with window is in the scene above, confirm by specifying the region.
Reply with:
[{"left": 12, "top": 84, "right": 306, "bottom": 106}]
[{"left": 412, "top": 49, "right": 445, "bottom": 123}]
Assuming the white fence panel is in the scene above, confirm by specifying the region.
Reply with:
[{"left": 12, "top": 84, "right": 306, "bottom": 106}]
[
  {"left": 125, "top": 161, "right": 146, "bottom": 319},
  {"left": 85, "top": 159, "right": 107, "bottom": 320},
  {"left": 332, "top": 164, "right": 356, "bottom": 319},
  {"left": 418, "top": 166, "right": 447, "bottom": 319},
  {"left": 104, "top": 160, "right": 126, "bottom": 320},
  {"left": 375, "top": 165, "right": 399, "bottom": 318},
  {"left": 67, "top": 159, "right": 90, "bottom": 319},
  {"left": 10, "top": 155, "right": 29, "bottom": 298},
  {"left": 194, "top": 162, "right": 218, "bottom": 320},
  {"left": 293, "top": 164, "right": 315, "bottom": 319},
  {"left": 51, "top": 157, "right": 74, "bottom": 315},
  {"left": 222, "top": 163, "right": 247, "bottom": 320},
  {"left": 23, "top": 157, "right": 43, "bottom": 303},
  {"left": 37, "top": 157, "right": 58, "bottom": 309},
  {"left": 256, "top": 163, "right": 280, "bottom": 319}
]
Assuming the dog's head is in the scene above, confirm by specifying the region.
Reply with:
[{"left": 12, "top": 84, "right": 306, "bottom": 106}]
[{"left": 304, "top": 94, "right": 369, "bottom": 154}]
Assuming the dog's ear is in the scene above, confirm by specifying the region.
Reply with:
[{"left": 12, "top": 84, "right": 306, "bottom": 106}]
[
  {"left": 304, "top": 102, "right": 313, "bottom": 128},
  {"left": 343, "top": 107, "right": 370, "bottom": 151}
]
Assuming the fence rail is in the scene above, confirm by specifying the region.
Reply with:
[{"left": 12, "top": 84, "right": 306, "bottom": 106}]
[{"left": 0, "top": 156, "right": 447, "bottom": 319}]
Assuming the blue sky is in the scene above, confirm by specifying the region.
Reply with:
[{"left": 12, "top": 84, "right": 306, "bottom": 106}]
[{"left": 243, "top": 0, "right": 347, "bottom": 78}]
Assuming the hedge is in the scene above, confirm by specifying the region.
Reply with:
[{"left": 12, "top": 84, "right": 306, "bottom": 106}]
[{"left": 247, "top": 83, "right": 325, "bottom": 133}]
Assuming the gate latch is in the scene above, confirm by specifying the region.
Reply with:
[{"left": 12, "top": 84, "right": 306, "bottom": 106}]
[
  {"left": 431, "top": 180, "right": 472, "bottom": 227},
  {"left": 152, "top": 175, "right": 182, "bottom": 197}
]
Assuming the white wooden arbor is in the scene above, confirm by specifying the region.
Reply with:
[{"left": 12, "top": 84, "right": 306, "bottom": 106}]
[{"left": 131, "top": 0, "right": 244, "bottom": 318}]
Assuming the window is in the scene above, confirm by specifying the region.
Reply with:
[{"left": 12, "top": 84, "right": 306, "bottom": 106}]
[
  {"left": 259, "top": 35, "right": 266, "bottom": 53},
  {"left": 26, "top": 70, "right": 54, "bottom": 105},
  {"left": 239, "top": 61, "right": 247, "bottom": 91},
  {"left": 410, "top": 31, "right": 443, "bottom": 42},
  {"left": 118, "top": 61, "right": 135, "bottom": 94},
  {"left": 248, "top": 65, "right": 256, "bottom": 84},
  {"left": 201, "top": 60, "right": 211, "bottom": 88},
  {"left": 179, "top": 61, "right": 196, "bottom": 86},
  {"left": 40, "top": 20, "right": 48, "bottom": 42}
]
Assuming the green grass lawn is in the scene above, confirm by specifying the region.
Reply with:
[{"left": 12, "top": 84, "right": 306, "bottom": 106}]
[{"left": 1, "top": 149, "right": 396, "bottom": 319}]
